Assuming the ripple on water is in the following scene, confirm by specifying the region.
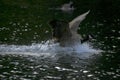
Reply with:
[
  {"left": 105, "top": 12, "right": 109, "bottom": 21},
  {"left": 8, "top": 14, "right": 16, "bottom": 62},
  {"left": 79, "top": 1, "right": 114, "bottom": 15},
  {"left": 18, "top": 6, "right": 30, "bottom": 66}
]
[
  {"left": 0, "top": 40, "right": 101, "bottom": 59},
  {"left": 0, "top": 41, "right": 103, "bottom": 80}
]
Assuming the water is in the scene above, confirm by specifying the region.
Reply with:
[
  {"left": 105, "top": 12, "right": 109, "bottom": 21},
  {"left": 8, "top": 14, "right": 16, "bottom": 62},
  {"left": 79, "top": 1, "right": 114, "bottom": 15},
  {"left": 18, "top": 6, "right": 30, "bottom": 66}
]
[
  {"left": 0, "top": 0, "right": 120, "bottom": 80},
  {"left": 0, "top": 41, "right": 101, "bottom": 58},
  {"left": 0, "top": 42, "right": 102, "bottom": 80}
]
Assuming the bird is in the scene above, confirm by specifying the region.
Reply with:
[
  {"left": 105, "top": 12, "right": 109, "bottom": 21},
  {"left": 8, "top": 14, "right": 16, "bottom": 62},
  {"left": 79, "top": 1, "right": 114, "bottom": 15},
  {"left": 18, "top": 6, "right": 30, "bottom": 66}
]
[
  {"left": 49, "top": 10, "right": 90, "bottom": 47},
  {"left": 60, "top": 1, "right": 75, "bottom": 12},
  {"left": 48, "top": 1, "right": 75, "bottom": 12}
]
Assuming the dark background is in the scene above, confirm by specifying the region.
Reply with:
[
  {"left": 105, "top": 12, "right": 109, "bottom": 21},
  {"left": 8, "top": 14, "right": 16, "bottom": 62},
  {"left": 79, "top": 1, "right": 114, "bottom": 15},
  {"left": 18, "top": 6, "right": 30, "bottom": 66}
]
[
  {"left": 0, "top": 0, "right": 120, "bottom": 45},
  {"left": 0, "top": 0, "right": 120, "bottom": 80}
]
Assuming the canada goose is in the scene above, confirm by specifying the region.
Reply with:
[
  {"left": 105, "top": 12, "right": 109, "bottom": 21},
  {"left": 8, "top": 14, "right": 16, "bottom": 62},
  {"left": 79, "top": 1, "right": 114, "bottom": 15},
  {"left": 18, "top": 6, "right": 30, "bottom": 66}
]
[{"left": 49, "top": 10, "right": 90, "bottom": 47}]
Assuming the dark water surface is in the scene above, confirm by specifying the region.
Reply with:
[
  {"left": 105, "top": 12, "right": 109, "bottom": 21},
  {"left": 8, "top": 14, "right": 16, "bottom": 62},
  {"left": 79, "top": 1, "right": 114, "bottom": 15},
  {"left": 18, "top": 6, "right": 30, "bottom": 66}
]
[{"left": 0, "top": 0, "right": 120, "bottom": 80}]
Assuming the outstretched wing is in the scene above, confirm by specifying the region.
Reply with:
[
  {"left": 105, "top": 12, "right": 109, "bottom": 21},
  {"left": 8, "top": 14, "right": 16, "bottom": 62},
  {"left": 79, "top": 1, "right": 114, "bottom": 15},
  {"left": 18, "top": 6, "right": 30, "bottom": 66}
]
[{"left": 69, "top": 10, "right": 90, "bottom": 32}]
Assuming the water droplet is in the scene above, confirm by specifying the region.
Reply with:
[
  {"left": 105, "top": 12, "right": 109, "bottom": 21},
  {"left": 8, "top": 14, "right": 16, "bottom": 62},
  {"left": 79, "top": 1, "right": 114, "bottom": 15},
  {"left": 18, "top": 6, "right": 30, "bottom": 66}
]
[
  {"left": 24, "top": 29, "right": 28, "bottom": 31},
  {"left": 55, "top": 66, "right": 61, "bottom": 70},
  {"left": 33, "top": 71, "right": 38, "bottom": 75},
  {"left": 45, "top": 30, "right": 49, "bottom": 33},
  {"left": 87, "top": 74, "right": 93, "bottom": 77},
  {"left": 117, "top": 37, "right": 120, "bottom": 40},
  {"left": 83, "top": 70, "right": 89, "bottom": 73},
  {"left": 112, "top": 30, "right": 115, "bottom": 32},
  {"left": 25, "top": 23, "right": 29, "bottom": 26}
]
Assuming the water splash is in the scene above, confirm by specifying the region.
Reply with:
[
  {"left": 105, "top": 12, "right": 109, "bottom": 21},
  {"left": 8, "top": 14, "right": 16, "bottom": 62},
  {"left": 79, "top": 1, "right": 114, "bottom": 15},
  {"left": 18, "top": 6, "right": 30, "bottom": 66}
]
[{"left": 0, "top": 40, "right": 101, "bottom": 58}]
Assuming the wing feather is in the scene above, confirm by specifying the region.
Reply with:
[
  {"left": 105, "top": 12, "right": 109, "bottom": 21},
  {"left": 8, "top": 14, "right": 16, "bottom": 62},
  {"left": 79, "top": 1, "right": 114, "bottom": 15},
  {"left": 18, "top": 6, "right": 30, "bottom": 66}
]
[{"left": 69, "top": 10, "right": 90, "bottom": 32}]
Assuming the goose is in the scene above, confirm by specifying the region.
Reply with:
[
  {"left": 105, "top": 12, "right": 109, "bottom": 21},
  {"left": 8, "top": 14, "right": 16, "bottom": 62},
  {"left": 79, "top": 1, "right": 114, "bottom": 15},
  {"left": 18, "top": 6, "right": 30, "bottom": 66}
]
[
  {"left": 60, "top": 1, "right": 74, "bottom": 12},
  {"left": 49, "top": 10, "right": 91, "bottom": 47},
  {"left": 48, "top": 1, "right": 75, "bottom": 12}
]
